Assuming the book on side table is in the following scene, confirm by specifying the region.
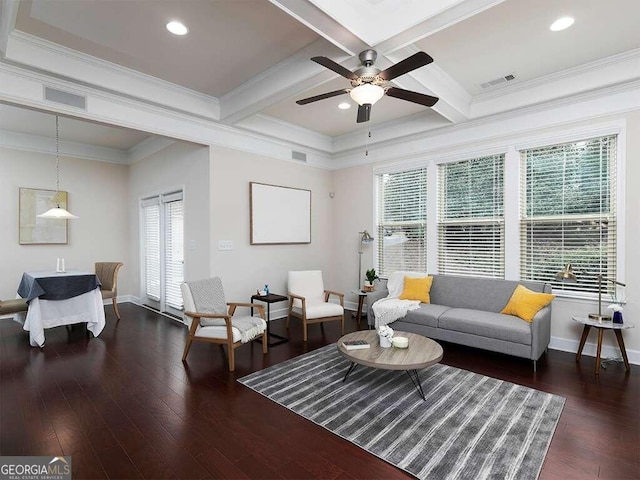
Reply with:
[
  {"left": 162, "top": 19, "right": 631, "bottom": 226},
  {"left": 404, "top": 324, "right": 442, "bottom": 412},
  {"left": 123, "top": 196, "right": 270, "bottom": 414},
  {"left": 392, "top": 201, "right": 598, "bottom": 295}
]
[{"left": 342, "top": 340, "right": 370, "bottom": 350}]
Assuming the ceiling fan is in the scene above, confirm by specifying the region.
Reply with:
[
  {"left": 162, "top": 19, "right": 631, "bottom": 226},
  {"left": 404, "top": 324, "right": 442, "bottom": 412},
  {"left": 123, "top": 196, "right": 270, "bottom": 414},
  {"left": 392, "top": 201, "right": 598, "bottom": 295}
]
[{"left": 296, "top": 49, "right": 439, "bottom": 123}]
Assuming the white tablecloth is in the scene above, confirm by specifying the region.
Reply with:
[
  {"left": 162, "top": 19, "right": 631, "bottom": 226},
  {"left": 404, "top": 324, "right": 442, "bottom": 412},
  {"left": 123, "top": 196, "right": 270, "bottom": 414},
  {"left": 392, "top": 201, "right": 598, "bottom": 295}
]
[{"left": 17, "top": 288, "right": 106, "bottom": 347}]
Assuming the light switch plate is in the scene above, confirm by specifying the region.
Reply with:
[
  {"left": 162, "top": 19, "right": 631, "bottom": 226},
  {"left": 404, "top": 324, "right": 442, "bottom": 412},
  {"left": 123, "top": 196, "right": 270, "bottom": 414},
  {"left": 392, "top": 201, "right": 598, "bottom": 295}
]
[{"left": 218, "top": 240, "right": 233, "bottom": 251}]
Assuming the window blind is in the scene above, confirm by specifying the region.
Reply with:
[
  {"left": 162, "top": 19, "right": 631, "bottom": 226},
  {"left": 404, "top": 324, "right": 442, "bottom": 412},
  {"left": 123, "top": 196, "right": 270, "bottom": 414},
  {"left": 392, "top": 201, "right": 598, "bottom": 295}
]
[
  {"left": 520, "top": 135, "right": 617, "bottom": 294},
  {"left": 142, "top": 200, "right": 160, "bottom": 301},
  {"left": 437, "top": 154, "right": 505, "bottom": 278},
  {"left": 165, "top": 198, "right": 184, "bottom": 310},
  {"left": 375, "top": 167, "right": 427, "bottom": 277}
]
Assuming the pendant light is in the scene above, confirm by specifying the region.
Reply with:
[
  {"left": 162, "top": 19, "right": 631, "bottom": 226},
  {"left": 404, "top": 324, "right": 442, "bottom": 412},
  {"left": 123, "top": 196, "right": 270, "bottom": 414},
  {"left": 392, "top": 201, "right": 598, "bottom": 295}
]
[{"left": 37, "top": 115, "right": 78, "bottom": 219}]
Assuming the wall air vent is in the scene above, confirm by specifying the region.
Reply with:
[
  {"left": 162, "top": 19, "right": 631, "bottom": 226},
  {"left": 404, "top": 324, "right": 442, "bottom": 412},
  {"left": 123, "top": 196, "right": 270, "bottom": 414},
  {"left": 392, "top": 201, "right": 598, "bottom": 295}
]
[
  {"left": 292, "top": 150, "right": 307, "bottom": 162},
  {"left": 479, "top": 73, "right": 516, "bottom": 90},
  {"left": 44, "top": 86, "right": 87, "bottom": 110}
]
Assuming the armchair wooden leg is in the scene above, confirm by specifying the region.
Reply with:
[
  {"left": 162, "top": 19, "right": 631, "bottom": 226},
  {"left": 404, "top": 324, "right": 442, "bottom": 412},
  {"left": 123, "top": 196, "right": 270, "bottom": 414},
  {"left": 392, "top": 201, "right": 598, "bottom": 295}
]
[
  {"left": 182, "top": 337, "right": 193, "bottom": 361},
  {"left": 112, "top": 298, "right": 121, "bottom": 320},
  {"left": 262, "top": 331, "right": 267, "bottom": 354},
  {"left": 340, "top": 315, "right": 344, "bottom": 335},
  {"left": 303, "top": 319, "right": 308, "bottom": 342},
  {"left": 286, "top": 312, "right": 291, "bottom": 329},
  {"left": 228, "top": 343, "right": 235, "bottom": 372}
]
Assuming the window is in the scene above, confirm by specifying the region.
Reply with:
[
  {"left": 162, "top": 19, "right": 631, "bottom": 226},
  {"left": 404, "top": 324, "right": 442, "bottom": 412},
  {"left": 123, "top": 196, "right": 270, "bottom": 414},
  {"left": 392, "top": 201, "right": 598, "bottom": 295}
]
[
  {"left": 438, "top": 154, "right": 504, "bottom": 278},
  {"left": 520, "top": 135, "right": 617, "bottom": 295},
  {"left": 375, "top": 167, "right": 427, "bottom": 277}
]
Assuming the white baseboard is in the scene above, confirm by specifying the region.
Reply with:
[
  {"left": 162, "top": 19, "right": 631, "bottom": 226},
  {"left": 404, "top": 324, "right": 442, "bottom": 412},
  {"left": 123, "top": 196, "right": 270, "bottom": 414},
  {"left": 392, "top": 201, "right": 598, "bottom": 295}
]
[
  {"left": 114, "top": 299, "right": 639, "bottom": 366},
  {"left": 549, "top": 335, "right": 639, "bottom": 366}
]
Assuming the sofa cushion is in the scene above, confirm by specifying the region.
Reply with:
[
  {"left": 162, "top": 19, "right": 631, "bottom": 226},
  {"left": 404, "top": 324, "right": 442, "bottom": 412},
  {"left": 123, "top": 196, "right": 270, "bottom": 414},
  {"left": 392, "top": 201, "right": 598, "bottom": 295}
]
[
  {"left": 501, "top": 284, "right": 555, "bottom": 322},
  {"left": 399, "top": 276, "right": 433, "bottom": 303},
  {"left": 438, "top": 308, "right": 532, "bottom": 345},
  {"left": 400, "top": 304, "right": 452, "bottom": 328}
]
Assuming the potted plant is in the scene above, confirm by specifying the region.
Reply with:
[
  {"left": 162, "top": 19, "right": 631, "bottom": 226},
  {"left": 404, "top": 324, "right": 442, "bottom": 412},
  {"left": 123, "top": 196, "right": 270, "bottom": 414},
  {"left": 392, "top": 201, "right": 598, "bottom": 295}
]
[{"left": 364, "top": 268, "right": 379, "bottom": 291}]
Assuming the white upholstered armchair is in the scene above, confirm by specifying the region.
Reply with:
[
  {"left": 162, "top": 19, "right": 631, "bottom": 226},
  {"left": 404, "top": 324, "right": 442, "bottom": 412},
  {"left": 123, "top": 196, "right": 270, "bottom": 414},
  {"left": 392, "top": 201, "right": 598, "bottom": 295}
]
[
  {"left": 287, "top": 270, "right": 344, "bottom": 342},
  {"left": 181, "top": 277, "right": 267, "bottom": 371}
]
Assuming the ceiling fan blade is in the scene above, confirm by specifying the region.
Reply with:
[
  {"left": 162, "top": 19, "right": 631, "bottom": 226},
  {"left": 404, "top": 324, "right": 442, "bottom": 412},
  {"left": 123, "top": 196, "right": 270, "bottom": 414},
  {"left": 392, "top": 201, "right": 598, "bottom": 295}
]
[
  {"left": 378, "top": 51, "right": 434, "bottom": 81},
  {"left": 385, "top": 87, "right": 439, "bottom": 107},
  {"left": 296, "top": 89, "right": 349, "bottom": 105},
  {"left": 311, "top": 56, "right": 359, "bottom": 80},
  {"left": 356, "top": 104, "right": 371, "bottom": 123}
]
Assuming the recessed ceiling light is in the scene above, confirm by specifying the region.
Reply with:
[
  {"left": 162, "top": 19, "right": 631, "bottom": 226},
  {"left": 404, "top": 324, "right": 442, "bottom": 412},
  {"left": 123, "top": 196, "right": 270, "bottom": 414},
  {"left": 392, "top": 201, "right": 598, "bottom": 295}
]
[
  {"left": 550, "top": 17, "right": 574, "bottom": 32},
  {"left": 338, "top": 102, "right": 351, "bottom": 110},
  {"left": 166, "top": 21, "right": 188, "bottom": 36}
]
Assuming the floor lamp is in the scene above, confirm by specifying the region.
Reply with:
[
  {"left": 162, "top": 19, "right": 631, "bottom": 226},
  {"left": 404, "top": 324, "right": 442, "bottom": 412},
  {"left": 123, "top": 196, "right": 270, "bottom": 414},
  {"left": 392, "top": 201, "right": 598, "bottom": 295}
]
[
  {"left": 357, "top": 230, "right": 374, "bottom": 289},
  {"left": 556, "top": 264, "right": 626, "bottom": 321}
]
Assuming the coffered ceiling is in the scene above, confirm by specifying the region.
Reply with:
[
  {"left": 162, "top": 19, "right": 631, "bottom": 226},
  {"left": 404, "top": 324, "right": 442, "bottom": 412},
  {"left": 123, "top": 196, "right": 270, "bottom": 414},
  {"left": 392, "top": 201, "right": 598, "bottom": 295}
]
[{"left": 0, "top": 0, "right": 638, "bottom": 156}]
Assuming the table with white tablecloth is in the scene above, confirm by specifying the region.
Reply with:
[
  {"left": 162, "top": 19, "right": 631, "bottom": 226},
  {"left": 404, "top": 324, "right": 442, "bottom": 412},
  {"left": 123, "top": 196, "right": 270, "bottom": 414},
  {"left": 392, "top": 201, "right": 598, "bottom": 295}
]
[{"left": 16, "top": 270, "right": 106, "bottom": 347}]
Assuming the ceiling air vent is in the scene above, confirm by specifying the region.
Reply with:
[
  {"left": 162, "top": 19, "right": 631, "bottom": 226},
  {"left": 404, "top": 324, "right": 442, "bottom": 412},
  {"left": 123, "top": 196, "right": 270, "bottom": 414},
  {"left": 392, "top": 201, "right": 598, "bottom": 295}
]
[
  {"left": 292, "top": 150, "right": 307, "bottom": 162},
  {"left": 479, "top": 73, "right": 516, "bottom": 90},
  {"left": 44, "top": 86, "right": 87, "bottom": 110}
]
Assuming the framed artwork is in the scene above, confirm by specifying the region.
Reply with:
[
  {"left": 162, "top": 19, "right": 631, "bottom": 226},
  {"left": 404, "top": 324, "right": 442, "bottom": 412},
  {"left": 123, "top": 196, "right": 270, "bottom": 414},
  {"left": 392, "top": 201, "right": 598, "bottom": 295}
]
[
  {"left": 250, "top": 182, "right": 311, "bottom": 244},
  {"left": 19, "top": 187, "right": 69, "bottom": 244}
]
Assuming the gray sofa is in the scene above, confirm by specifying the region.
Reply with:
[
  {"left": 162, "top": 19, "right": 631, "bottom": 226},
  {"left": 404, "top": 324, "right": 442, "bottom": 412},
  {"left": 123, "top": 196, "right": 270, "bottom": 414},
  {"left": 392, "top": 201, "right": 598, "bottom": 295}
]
[{"left": 367, "top": 274, "right": 552, "bottom": 370}]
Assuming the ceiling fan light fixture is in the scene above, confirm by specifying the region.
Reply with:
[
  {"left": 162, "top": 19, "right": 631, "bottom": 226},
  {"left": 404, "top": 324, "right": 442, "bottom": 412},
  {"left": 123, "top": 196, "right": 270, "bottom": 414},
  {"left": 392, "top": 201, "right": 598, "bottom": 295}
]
[
  {"left": 350, "top": 84, "right": 384, "bottom": 106},
  {"left": 550, "top": 16, "right": 574, "bottom": 31},
  {"left": 166, "top": 21, "right": 188, "bottom": 35}
]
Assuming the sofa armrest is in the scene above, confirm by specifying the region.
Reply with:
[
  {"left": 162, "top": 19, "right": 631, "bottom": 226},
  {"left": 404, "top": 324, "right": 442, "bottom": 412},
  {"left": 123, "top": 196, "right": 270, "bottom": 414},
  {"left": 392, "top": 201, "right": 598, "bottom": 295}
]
[
  {"left": 530, "top": 304, "right": 552, "bottom": 360},
  {"left": 366, "top": 288, "right": 390, "bottom": 327}
]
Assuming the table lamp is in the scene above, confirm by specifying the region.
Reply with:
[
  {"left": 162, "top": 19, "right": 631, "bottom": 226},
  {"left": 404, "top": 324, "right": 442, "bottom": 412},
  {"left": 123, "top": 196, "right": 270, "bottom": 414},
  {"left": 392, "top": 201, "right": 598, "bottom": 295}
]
[{"left": 555, "top": 264, "right": 625, "bottom": 321}]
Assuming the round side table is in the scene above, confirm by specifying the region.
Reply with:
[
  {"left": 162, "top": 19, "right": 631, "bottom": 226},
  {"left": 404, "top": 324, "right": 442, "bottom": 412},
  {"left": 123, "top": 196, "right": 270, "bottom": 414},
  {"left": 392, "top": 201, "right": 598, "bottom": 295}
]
[{"left": 572, "top": 316, "right": 634, "bottom": 375}]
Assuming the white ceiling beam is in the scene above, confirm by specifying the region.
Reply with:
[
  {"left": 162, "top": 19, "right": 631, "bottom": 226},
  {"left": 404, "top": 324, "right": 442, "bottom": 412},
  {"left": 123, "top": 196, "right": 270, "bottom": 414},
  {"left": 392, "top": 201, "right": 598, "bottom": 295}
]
[
  {"left": 0, "top": 0, "right": 19, "bottom": 56},
  {"left": 268, "top": 0, "right": 368, "bottom": 55},
  {"left": 375, "top": 0, "right": 507, "bottom": 54},
  {"left": 383, "top": 46, "right": 471, "bottom": 124},
  {"left": 219, "top": 39, "right": 360, "bottom": 125}
]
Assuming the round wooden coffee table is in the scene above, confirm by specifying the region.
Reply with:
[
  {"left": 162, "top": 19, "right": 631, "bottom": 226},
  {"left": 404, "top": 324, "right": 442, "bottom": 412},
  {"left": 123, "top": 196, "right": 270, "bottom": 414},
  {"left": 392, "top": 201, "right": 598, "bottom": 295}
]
[{"left": 337, "top": 330, "right": 443, "bottom": 400}]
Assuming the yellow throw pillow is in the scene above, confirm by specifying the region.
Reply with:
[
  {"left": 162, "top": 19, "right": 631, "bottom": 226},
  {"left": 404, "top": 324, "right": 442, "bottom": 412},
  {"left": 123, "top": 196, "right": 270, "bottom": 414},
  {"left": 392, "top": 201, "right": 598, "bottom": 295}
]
[
  {"left": 399, "top": 276, "right": 433, "bottom": 303},
  {"left": 501, "top": 284, "right": 555, "bottom": 322}
]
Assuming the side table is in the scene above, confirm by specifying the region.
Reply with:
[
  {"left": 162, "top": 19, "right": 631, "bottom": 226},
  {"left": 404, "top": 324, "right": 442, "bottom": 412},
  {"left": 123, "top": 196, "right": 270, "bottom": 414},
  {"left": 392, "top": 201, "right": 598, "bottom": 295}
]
[
  {"left": 350, "top": 290, "right": 369, "bottom": 328},
  {"left": 251, "top": 293, "right": 289, "bottom": 346},
  {"left": 572, "top": 316, "right": 635, "bottom": 375}
]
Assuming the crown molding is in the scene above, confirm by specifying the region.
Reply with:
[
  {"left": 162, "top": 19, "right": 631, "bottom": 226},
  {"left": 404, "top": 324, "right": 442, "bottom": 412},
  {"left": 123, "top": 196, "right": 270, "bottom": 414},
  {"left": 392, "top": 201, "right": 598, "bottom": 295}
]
[
  {"left": 0, "top": 128, "right": 128, "bottom": 163},
  {"left": 127, "top": 136, "right": 175, "bottom": 164},
  {"left": 236, "top": 113, "right": 333, "bottom": 154},
  {"left": 334, "top": 79, "right": 640, "bottom": 167},
  {"left": 0, "top": 0, "right": 18, "bottom": 55},
  {"left": 6, "top": 31, "right": 220, "bottom": 120},
  {"left": 474, "top": 48, "right": 640, "bottom": 103}
]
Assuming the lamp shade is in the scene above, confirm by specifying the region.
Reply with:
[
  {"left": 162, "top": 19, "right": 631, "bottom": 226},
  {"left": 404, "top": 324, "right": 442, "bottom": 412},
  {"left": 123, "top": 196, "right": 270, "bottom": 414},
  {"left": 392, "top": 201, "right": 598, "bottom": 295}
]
[
  {"left": 350, "top": 84, "right": 384, "bottom": 106},
  {"left": 360, "top": 230, "right": 374, "bottom": 243},
  {"left": 555, "top": 263, "right": 577, "bottom": 282},
  {"left": 38, "top": 206, "right": 78, "bottom": 219}
]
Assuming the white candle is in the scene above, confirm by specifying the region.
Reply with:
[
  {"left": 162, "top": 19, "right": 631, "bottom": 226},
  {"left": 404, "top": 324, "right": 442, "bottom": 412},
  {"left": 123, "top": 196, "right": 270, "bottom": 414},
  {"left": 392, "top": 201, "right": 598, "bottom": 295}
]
[
  {"left": 392, "top": 336, "right": 408, "bottom": 349},
  {"left": 56, "top": 258, "right": 61, "bottom": 272},
  {"left": 61, "top": 258, "right": 65, "bottom": 272}
]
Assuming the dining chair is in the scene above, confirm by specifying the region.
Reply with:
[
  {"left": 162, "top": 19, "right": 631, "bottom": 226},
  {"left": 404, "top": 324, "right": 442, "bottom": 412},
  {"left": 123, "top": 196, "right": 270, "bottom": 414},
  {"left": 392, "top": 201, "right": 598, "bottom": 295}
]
[
  {"left": 95, "top": 262, "right": 124, "bottom": 320},
  {"left": 181, "top": 277, "right": 267, "bottom": 372},
  {"left": 0, "top": 298, "right": 28, "bottom": 316},
  {"left": 287, "top": 270, "right": 344, "bottom": 342}
]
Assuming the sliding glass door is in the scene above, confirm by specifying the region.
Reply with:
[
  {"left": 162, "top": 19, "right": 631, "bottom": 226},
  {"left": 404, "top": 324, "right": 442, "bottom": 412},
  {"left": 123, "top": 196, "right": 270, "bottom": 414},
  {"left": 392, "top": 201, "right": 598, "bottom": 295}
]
[{"left": 141, "top": 191, "right": 184, "bottom": 318}]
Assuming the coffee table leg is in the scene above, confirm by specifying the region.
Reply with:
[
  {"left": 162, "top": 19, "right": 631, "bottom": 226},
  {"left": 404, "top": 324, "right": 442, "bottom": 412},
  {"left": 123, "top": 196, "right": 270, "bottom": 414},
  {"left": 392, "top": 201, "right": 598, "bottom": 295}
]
[
  {"left": 406, "top": 370, "right": 426, "bottom": 401},
  {"left": 342, "top": 362, "right": 358, "bottom": 382}
]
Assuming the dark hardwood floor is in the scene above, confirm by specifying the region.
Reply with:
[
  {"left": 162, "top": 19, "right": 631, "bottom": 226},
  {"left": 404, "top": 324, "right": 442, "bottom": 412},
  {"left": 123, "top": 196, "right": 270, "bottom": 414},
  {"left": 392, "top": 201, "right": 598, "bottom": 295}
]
[{"left": 1, "top": 304, "right": 638, "bottom": 479}]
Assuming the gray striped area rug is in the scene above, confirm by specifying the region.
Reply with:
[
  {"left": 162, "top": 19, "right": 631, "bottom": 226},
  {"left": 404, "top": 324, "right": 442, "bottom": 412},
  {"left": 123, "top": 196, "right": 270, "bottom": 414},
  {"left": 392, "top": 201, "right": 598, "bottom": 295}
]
[{"left": 239, "top": 344, "right": 565, "bottom": 480}]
